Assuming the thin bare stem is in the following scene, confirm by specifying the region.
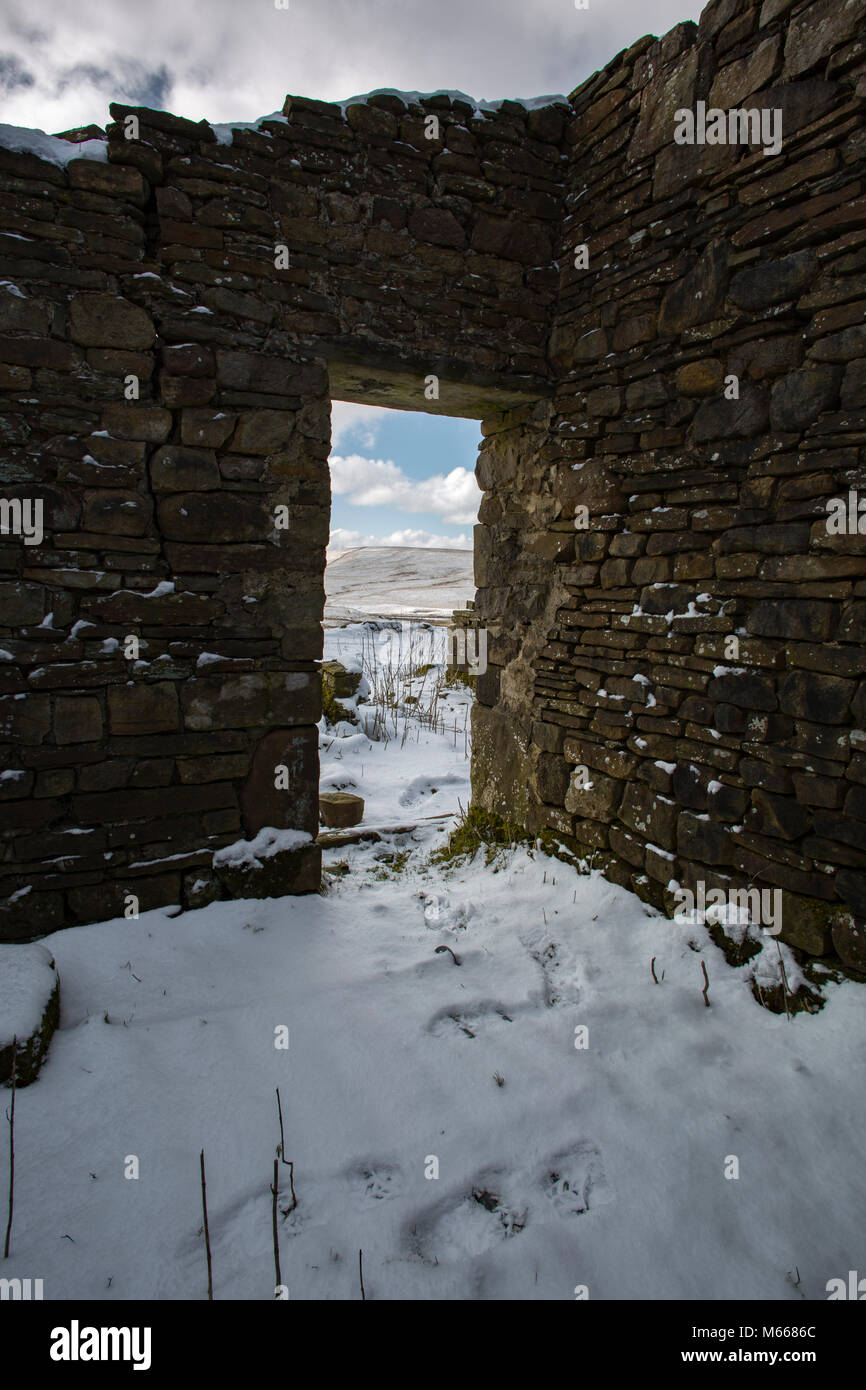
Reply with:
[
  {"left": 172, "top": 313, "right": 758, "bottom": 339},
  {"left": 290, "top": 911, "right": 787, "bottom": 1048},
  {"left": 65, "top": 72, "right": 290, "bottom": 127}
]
[
  {"left": 271, "top": 1158, "right": 281, "bottom": 1293},
  {"left": 4, "top": 1038, "right": 15, "bottom": 1259},
  {"left": 200, "top": 1149, "right": 213, "bottom": 1299}
]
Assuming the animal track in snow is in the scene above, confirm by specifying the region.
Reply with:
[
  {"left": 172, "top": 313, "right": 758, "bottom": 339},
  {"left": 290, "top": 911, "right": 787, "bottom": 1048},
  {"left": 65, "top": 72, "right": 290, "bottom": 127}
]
[
  {"left": 427, "top": 1001, "right": 515, "bottom": 1039},
  {"left": 409, "top": 1177, "right": 527, "bottom": 1261},
  {"left": 348, "top": 1160, "right": 403, "bottom": 1203},
  {"left": 541, "top": 1141, "right": 610, "bottom": 1216},
  {"left": 519, "top": 926, "right": 582, "bottom": 1007}
]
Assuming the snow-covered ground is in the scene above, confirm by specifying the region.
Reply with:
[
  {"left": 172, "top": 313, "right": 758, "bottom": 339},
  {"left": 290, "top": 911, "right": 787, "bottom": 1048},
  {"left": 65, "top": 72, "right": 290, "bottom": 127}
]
[{"left": 2, "top": 622, "right": 864, "bottom": 1302}]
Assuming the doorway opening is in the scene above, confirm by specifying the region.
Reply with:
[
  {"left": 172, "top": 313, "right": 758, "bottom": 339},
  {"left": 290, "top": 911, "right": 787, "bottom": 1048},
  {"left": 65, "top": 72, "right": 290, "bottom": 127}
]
[{"left": 319, "top": 401, "right": 482, "bottom": 834}]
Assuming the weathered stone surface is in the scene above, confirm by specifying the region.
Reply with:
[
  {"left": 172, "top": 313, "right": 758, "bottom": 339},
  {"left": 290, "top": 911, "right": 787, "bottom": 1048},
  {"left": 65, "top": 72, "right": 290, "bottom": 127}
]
[
  {"left": 230, "top": 411, "right": 295, "bottom": 454},
  {"left": 620, "top": 785, "right": 677, "bottom": 851},
  {"left": 565, "top": 769, "right": 623, "bottom": 821},
  {"left": 150, "top": 446, "right": 221, "bottom": 492},
  {"left": 783, "top": 0, "right": 865, "bottom": 77},
  {"left": 692, "top": 383, "right": 769, "bottom": 440},
  {"left": 213, "top": 838, "right": 321, "bottom": 898},
  {"left": 102, "top": 404, "right": 172, "bottom": 443},
  {"left": 108, "top": 682, "right": 180, "bottom": 735},
  {"left": 769, "top": 366, "right": 840, "bottom": 431},
  {"left": 69, "top": 293, "right": 155, "bottom": 349},
  {"left": 182, "top": 672, "right": 318, "bottom": 731},
  {"left": 708, "top": 36, "right": 780, "bottom": 107},
  {"left": 659, "top": 242, "right": 728, "bottom": 335},
  {"left": 831, "top": 908, "right": 866, "bottom": 972},
  {"left": 241, "top": 727, "right": 318, "bottom": 838},
  {"left": 319, "top": 791, "right": 365, "bottom": 828},
  {"left": 677, "top": 812, "right": 731, "bottom": 866},
  {"left": 728, "top": 251, "right": 815, "bottom": 310},
  {"left": 778, "top": 893, "right": 842, "bottom": 955},
  {"left": 676, "top": 359, "right": 725, "bottom": 395},
  {"left": 629, "top": 46, "right": 699, "bottom": 162},
  {"left": 747, "top": 601, "right": 836, "bottom": 642},
  {"left": 67, "top": 159, "right": 145, "bottom": 201},
  {"left": 82, "top": 489, "right": 153, "bottom": 536},
  {"left": 779, "top": 671, "right": 854, "bottom": 723},
  {"left": 54, "top": 696, "right": 103, "bottom": 745}
]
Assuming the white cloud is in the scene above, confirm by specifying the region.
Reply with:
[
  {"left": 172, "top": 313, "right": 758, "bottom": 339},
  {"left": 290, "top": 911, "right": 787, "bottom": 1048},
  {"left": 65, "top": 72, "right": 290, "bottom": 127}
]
[
  {"left": 330, "top": 453, "right": 480, "bottom": 525},
  {"left": 0, "top": 0, "right": 705, "bottom": 136},
  {"left": 330, "top": 401, "right": 390, "bottom": 450},
  {"left": 328, "top": 527, "right": 472, "bottom": 555}
]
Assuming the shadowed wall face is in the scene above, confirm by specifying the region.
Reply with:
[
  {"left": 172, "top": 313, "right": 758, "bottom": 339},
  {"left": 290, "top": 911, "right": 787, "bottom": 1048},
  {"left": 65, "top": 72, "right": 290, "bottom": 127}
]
[
  {"left": 472, "top": 0, "right": 866, "bottom": 972},
  {"left": 2, "top": 0, "right": 866, "bottom": 973}
]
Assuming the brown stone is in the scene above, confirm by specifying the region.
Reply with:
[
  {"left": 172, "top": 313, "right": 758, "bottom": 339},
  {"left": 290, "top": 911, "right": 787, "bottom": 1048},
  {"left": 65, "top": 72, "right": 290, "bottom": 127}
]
[
  {"left": 108, "top": 682, "right": 180, "bottom": 735},
  {"left": 230, "top": 411, "right": 295, "bottom": 454},
  {"left": 54, "top": 696, "right": 103, "bottom": 745},
  {"left": 676, "top": 359, "right": 724, "bottom": 396},
  {"left": 150, "top": 446, "right": 221, "bottom": 492},
  {"left": 241, "top": 728, "right": 318, "bottom": 837},
  {"left": 181, "top": 671, "right": 319, "bottom": 732},
  {"left": 69, "top": 293, "right": 155, "bottom": 350},
  {"left": 319, "top": 791, "right": 365, "bottom": 828}
]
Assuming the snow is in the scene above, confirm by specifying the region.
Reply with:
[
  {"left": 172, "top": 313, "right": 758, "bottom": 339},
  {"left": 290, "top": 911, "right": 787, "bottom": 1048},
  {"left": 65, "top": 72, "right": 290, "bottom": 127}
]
[
  {"left": 325, "top": 546, "right": 473, "bottom": 623},
  {"left": 211, "top": 111, "right": 289, "bottom": 145},
  {"left": 3, "top": 808, "right": 863, "bottom": 1299},
  {"left": 2, "top": 616, "right": 864, "bottom": 1302},
  {"left": 335, "top": 88, "right": 569, "bottom": 116},
  {"left": 212, "top": 826, "right": 312, "bottom": 869},
  {"left": 0, "top": 943, "right": 56, "bottom": 1049},
  {"left": 0, "top": 123, "right": 108, "bottom": 167}
]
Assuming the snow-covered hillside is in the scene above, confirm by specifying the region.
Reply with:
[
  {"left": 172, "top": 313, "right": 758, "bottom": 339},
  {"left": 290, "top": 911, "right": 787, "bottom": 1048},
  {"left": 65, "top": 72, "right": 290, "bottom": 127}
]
[{"left": 325, "top": 546, "right": 474, "bottom": 623}]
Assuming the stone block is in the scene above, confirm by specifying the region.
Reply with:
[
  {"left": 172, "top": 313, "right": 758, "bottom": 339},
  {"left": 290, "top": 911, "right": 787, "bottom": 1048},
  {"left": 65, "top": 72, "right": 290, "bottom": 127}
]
[
  {"left": 69, "top": 293, "right": 155, "bottom": 349},
  {"left": 108, "top": 682, "right": 180, "bottom": 736},
  {"left": 319, "top": 792, "right": 365, "bottom": 828}
]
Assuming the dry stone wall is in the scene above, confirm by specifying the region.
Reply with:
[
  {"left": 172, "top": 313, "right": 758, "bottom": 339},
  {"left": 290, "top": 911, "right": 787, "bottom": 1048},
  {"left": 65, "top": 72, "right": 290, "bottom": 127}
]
[
  {"left": 0, "top": 82, "right": 565, "bottom": 938},
  {"left": 474, "top": 0, "right": 866, "bottom": 972},
  {"left": 2, "top": 0, "right": 866, "bottom": 973}
]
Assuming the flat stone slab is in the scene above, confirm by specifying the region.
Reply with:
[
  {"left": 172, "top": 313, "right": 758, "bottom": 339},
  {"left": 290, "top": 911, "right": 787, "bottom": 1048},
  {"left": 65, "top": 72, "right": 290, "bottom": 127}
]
[
  {"left": 0, "top": 943, "right": 60, "bottom": 1088},
  {"left": 320, "top": 792, "right": 365, "bottom": 828}
]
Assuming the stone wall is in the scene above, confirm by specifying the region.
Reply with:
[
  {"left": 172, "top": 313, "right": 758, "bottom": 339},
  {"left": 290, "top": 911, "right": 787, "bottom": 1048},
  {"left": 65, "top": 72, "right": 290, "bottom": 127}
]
[
  {"left": 0, "top": 85, "right": 565, "bottom": 938},
  {"left": 474, "top": 0, "right": 866, "bottom": 971},
  {"left": 2, "top": 0, "right": 866, "bottom": 971}
]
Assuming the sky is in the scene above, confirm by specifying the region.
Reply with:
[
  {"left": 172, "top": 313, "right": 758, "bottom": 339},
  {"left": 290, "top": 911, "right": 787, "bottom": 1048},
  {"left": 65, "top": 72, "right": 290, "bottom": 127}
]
[
  {"left": 0, "top": 0, "right": 705, "bottom": 141},
  {"left": 329, "top": 403, "right": 481, "bottom": 554},
  {"left": 0, "top": 0, "right": 705, "bottom": 553}
]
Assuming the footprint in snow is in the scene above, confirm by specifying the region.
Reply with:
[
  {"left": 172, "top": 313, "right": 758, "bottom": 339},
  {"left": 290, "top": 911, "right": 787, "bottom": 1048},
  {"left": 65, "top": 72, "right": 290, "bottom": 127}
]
[
  {"left": 541, "top": 1141, "right": 611, "bottom": 1216},
  {"left": 408, "top": 1178, "right": 527, "bottom": 1262},
  {"left": 348, "top": 1160, "right": 403, "bottom": 1204},
  {"left": 420, "top": 893, "right": 476, "bottom": 931},
  {"left": 427, "top": 1002, "right": 515, "bottom": 1039}
]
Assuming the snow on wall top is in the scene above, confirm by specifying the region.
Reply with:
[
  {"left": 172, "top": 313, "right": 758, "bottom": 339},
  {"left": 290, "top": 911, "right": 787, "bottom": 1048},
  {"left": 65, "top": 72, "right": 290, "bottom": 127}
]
[
  {"left": 335, "top": 88, "right": 571, "bottom": 115},
  {"left": 0, "top": 123, "right": 108, "bottom": 166},
  {"left": 1, "top": 88, "right": 570, "bottom": 162}
]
